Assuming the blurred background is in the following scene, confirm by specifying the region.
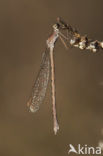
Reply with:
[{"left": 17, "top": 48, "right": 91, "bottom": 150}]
[{"left": 0, "top": 0, "right": 103, "bottom": 155}]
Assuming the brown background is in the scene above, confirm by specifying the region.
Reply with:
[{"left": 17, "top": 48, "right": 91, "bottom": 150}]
[{"left": 0, "top": 0, "right": 103, "bottom": 156}]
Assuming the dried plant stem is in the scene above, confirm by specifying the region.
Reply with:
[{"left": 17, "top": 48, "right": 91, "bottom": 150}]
[
  {"left": 50, "top": 46, "right": 59, "bottom": 135},
  {"left": 57, "top": 17, "right": 103, "bottom": 52}
]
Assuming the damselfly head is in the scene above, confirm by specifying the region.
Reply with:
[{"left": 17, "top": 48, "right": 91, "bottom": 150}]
[{"left": 53, "top": 23, "right": 60, "bottom": 32}]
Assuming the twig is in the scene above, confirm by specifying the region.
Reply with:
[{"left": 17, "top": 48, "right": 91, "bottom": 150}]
[{"left": 56, "top": 17, "right": 103, "bottom": 52}]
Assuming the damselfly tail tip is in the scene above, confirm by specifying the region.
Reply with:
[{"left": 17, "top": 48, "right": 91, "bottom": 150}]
[{"left": 54, "top": 123, "right": 59, "bottom": 135}]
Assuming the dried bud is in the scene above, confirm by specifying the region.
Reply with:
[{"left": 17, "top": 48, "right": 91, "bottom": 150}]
[
  {"left": 100, "top": 42, "right": 103, "bottom": 48},
  {"left": 79, "top": 42, "right": 86, "bottom": 49},
  {"left": 86, "top": 41, "right": 99, "bottom": 52},
  {"left": 92, "top": 48, "right": 97, "bottom": 52},
  {"left": 79, "top": 36, "right": 88, "bottom": 50},
  {"left": 70, "top": 36, "right": 80, "bottom": 46},
  {"left": 74, "top": 44, "right": 79, "bottom": 48},
  {"left": 70, "top": 38, "right": 76, "bottom": 45}
]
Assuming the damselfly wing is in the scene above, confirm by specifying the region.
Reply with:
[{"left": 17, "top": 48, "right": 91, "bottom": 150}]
[{"left": 27, "top": 49, "right": 50, "bottom": 112}]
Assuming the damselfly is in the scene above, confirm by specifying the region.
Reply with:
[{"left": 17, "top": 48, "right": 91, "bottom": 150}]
[{"left": 27, "top": 24, "right": 60, "bottom": 134}]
